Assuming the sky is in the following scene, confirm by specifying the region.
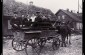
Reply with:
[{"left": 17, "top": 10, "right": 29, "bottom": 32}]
[{"left": 15, "top": 0, "right": 82, "bottom": 14}]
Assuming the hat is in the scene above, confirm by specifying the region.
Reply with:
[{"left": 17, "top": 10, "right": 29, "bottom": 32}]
[
  {"left": 36, "top": 11, "right": 40, "bottom": 13},
  {"left": 13, "top": 12, "right": 18, "bottom": 14}
]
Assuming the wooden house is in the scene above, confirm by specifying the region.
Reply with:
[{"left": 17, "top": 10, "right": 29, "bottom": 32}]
[
  {"left": 2, "top": 15, "right": 13, "bottom": 37},
  {"left": 55, "top": 9, "right": 82, "bottom": 32}
]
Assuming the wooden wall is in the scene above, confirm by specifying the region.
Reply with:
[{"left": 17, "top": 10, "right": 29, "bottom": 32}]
[{"left": 2, "top": 16, "right": 13, "bottom": 36}]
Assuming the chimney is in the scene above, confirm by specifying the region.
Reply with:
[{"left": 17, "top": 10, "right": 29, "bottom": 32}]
[
  {"left": 71, "top": 10, "right": 73, "bottom": 13},
  {"left": 67, "top": 9, "right": 69, "bottom": 12},
  {"left": 29, "top": 1, "right": 33, "bottom": 5},
  {"left": 73, "top": 10, "right": 75, "bottom": 13},
  {"left": 77, "top": 11, "right": 79, "bottom": 14},
  {"left": 77, "top": 11, "right": 79, "bottom": 16}
]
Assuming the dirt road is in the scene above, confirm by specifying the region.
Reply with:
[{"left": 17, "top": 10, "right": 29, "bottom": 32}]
[{"left": 3, "top": 35, "right": 82, "bottom": 55}]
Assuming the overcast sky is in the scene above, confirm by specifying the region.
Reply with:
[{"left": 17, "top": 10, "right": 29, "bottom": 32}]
[{"left": 15, "top": 0, "right": 82, "bottom": 13}]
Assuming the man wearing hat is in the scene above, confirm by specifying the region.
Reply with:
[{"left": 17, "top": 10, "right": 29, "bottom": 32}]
[
  {"left": 35, "top": 11, "right": 42, "bottom": 22},
  {"left": 21, "top": 14, "right": 27, "bottom": 27},
  {"left": 32, "top": 11, "right": 43, "bottom": 28},
  {"left": 10, "top": 12, "right": 21, "bottom": 30},
  {"left": 10, "top": 12, "right": 23, "bottom": 40},
  {"left": 25, "top": 14, "right": 32, "bottom": 27}
]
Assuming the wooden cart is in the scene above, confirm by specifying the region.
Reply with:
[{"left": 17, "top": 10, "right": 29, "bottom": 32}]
[{"left": 12, "top": 22, "right": 61, "bottom": 52}]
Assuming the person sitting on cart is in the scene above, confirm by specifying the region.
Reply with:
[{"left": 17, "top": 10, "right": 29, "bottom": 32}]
[
  {"left": 33, "top": 11, "right": 43, "bottom": 27},
  {"left": 26, "top": 14, "right": 32, "bottom": 27},
  {"left": 35, "top": 11, "right": 42, "bottom": 22},
  {"left": 21, "top": 15, "right": 25, "bottom": 27},
  {"left": 10, "top": 12, "right": 24, "bottom": 41},
  {"left": 22, "top": 14, "right": 32, "bottom": 27},
  {"left": 10, "top": 12, "right": 21, "bottom": 31},
  {"left": 42, "top": 15, "right": 52, "bottom": 29},
  {"left": 46, "top": 15, "right": 53, "bottom": 28}
]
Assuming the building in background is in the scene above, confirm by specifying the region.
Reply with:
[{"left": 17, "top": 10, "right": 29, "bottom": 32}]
[
  {"left": 3, "top": 0, "right": 56, "bottom": 37},
  {"left": 55, "top": 9, "right": 82, "bottom": 33},
  {"left": 2, "top": 15, "right": 13, "bottom": 37}
]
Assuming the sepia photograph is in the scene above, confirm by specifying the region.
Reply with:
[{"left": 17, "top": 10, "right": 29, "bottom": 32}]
[{"left": 3, "top": 0, "right": 82, "bottom": 55}]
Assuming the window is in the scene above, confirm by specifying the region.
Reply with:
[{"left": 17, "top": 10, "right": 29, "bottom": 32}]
[
  {"left": 62, "top": 15, "right": 65, "bottom": 19},
  {"left": 76, "top": 23, "right": 80, "bottom": 30},
  {"left": 79, "top": 23, "right": 82, "bottom": 29},
  {"left": 76, "top": 23, "right": 82, "bottom": 30},
  {"left": 8, "top": 20, "right": 12, "bottom": 29},
  {"left": 58, "top": 16, "right": 60, "bottom": 20}
]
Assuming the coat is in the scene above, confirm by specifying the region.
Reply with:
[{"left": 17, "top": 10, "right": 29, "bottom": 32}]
[{"left": 10, "top": 17, "right": 22, "bottom": 30}]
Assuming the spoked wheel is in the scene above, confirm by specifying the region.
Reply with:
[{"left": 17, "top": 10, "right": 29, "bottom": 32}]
[
  {"left": 26, "top": 38, "right": 38, "bottom": 48},
  {"left": 52, "top": 37, "right": 60, "bottom": 50},
  {"left": 33, "top": 38, "right": 46, "bottom": 55},
  {"left": 12, "top": 38, "right": 26, "bottom": 51},
  {"left": 25, "top": 38, "right": 41, "bottom": 55},
  {"left": 38, "top": 38, "right": 46, "bottom": 47}
]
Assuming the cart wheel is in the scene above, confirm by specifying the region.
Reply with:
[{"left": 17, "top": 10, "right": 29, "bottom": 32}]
[
  {"left": 12, "top": 38, "right": 26, "bottom": 51},
  {"left": 52, "top": 38, "right": 60, "bottom": 50},
  {"left": 38, "top": 38, "right": 46, "bottom": 47},
  {"left": 25, "top": 39, "right": 41, "bottom": 55},
  {"left": 26, "top": 38, "right": 38, "bottom": 48},
  {"left": 25, "top": 40, "right": 41, "bottom": 55}
]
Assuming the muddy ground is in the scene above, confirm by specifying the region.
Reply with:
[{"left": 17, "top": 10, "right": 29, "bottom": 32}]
[{"left": 3, "top": 35, "right": 82, "bottom": 55}]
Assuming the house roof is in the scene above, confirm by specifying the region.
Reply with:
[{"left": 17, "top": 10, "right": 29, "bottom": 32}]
[
  {"left": 3, "top": 0, "right": 56, "bottom": 21},
  {"left": 3, "top": 15, "right": 13, "bottom": 20},
  {"left": 76, "top": 13, "right": 82, "bottom": 20},
  {"left": 55, "top": 9, "right": 82, "bottom": 22}
]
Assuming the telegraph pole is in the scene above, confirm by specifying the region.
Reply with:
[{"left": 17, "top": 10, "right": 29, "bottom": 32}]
[
  {"left": 27, "top": 0, "right": 28, "bottom": 15},
  {"left": 78, "top": 0, "right": 79, "bottom": 14},
  {"left": 29, "top": 1, "right": 33, "bottom": 6}
]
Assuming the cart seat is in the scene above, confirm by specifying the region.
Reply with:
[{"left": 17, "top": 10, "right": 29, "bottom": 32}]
[
  {"left": 21, "top": 27, "right": 30, "bottom": 30},
  {"left": 24, "top": 31, "right": 42, "bottom": 34}
]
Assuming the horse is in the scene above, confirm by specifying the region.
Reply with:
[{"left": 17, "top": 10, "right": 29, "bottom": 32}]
[
  {"left": 54, "top": 22, "right": 72, "bottom": 47},
  {"left": 65, "top": 23, "right": 72, "bottom": 45}
]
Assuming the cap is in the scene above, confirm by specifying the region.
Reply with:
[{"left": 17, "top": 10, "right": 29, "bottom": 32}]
[
  {"left": 36, "top": 11, "right": 40, "bottom": 13},
  {"left": 13, "top": 12, "right": 18, "bottom": 14}
]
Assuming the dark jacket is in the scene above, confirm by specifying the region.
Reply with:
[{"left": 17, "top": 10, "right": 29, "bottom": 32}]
[
  {"left": 10, "top": 17, "right": 22, "bottom": 30},
  {"left": 22, "top": 18, "right": 28, "bottom": 25},
  {"left": 35, "top": 16, "right": 42, "bottom": 22},
  {"left": 22, "top": 18, "right": 32, "bottom": 26}
]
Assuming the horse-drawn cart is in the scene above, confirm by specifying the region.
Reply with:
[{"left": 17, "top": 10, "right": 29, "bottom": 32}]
[{"left": 11, "top": 22, "right": 62, "bottom": 54}]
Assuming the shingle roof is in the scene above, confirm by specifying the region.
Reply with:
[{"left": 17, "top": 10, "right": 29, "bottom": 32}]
[
  {"left": 55, "top": 9, "right": 82, "bottom": 22},
  {"left": 76, "top": 13, "right": 82, "bottom": 20}
]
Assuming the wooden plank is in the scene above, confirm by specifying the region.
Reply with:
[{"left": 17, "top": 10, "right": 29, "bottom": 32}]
[
  {"left": 21, "top": 27, "right": 30, "bottom": 30},
  {"left": 25, "top": 31, "right": 42, "bottom": 33}
]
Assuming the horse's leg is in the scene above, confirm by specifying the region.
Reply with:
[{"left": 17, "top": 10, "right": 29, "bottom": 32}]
[
  {"left": 69, "top": 35, "right": 71, "bottom": 45},
  {"left": 61, "top": 35, "right": 66, "bottom": 47},
  {"left": 66, "top": 34, "right": 68, "bottom": 44},
  {"left": 61, "top": 35, "right": 64, "bottom": 47},
  {"left": 61, "top": 37, "right": 64, "bottom": 47},
  {"left": 64, "top": 36, "right": 67, "bottom": 47}
]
